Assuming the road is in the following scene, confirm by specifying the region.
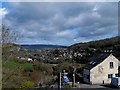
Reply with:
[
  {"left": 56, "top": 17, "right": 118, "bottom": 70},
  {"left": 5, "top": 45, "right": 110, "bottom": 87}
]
[{"left": 78, "top": 83, "right": 107, "bottom": 88}]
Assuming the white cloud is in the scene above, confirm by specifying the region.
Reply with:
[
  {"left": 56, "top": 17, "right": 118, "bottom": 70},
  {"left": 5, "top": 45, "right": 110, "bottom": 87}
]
[
  {"left": 56, "top": 30, "right": 75, "bottom": 38},
  {"left": 0, "top": 8, "right": 8, "bottom": 19}
]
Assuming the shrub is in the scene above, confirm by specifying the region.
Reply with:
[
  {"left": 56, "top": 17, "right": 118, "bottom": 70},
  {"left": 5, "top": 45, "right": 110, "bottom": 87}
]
[
  {"left": 20, "top": 81, "right": 35, "bottom": 89},
  {"left": 23, "top": 67, "right": 34, "bottom": 76},
  {"left": 53, "top": 62, "right": 72, "bottom": 75},
  {"left": 64, "top": 84, "right": 72, "bottom": 88},
  {"left": 33, "top": 63, "right": 53, "bottom": 75}
]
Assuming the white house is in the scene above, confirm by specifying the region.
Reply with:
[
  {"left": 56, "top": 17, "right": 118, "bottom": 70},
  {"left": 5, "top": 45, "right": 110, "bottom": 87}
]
[
  {"left": 83, "top": 53, "right": 119, "bottom": 85},
  {"left": 27, "top": 58, "right": 33, "bottom": 62}
]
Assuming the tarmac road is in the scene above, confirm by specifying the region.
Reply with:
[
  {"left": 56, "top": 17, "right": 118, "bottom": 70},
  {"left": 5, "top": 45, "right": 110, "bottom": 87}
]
[{"left": 77, "top": 83, "right": 107, "bottom": 88}]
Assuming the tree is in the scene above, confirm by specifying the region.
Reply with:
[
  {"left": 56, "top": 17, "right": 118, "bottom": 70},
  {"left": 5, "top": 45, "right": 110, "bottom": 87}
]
[
  {"left": 1, "top": 24, "right": 21, "bottom": 60},
  {"left": 1, "top": 24, "right": 19, "bottom": 44}
]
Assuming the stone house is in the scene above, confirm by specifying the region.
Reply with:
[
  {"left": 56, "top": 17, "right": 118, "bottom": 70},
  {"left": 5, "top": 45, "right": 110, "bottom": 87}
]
[{"left": 83, "top": 53, "right": 119, "bottom": 85}]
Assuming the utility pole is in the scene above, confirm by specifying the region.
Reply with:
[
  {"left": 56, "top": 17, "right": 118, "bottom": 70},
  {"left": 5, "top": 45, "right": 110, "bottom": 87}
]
[
  {"left": 63, "top": 70, "right": 65, "bottom": 87},
  {"left": 73, "top": 67, "right": 75, "bottom": 87},
  {"left": 70, "top": 50, "right": 75, "bottom": 88},
  {"left": 72, "top": 51, "right": 76, "bottom": 88},
  {"left": 59, "top": 72, "right": 61, "bottom": 89}
]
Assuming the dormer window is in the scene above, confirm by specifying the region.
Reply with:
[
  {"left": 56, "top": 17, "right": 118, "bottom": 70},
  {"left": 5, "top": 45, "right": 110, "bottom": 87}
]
[{"left": 109, "top": 62, "right": 114, "bottom": 69}]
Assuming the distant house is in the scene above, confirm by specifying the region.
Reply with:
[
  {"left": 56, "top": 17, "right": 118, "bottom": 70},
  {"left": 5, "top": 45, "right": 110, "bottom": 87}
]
[
  {"left": 83, "top": 53, "right": 119, "bottom": 85},
  {"left": 103, "top": 47, "right": 114, "bottom": 53},
  {"left": 27, "top": 57, "right": 33, "bottom": 62}
]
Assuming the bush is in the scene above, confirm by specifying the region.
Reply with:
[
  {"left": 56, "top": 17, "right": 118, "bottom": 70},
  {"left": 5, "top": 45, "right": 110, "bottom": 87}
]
[
  {"left": 64, "top": 84, "right": 72, "bottom": 88},
  {"left": 30, "top": 71, "right": 54, "bottom": 86},
  {"left": 33, "top": 63, "right": 53, "bottom": 75},
  {"left": 23, "top": 67, "right": 34, "bottom": 76},
  {"left": 20, "top": 81, "right": 35, "bottom": 89},
  {"left": 53, "top": 62, "right": 72, "bottom": 75}
]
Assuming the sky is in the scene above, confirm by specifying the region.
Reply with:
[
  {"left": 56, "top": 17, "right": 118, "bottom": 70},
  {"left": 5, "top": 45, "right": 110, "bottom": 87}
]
[{"left": 1, "top": 2, "right": 118, "bottom": 46}]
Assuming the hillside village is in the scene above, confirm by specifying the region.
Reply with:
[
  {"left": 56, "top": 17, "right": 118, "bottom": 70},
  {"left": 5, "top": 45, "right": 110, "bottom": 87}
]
[
  {"left": 2, "top": 36, "right": 120, "bottom": 89},
  {"left": 16, "top": 36, "right": 120, "bottom": 64}
]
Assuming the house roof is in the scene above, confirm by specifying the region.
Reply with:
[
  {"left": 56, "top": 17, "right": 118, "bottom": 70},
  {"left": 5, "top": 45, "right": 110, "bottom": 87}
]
[{"left": 84, "top": 53, "right": 111, "bottom": 70}]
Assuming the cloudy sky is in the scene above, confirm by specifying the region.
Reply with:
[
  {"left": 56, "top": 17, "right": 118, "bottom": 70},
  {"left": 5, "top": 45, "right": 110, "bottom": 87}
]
[{"left": 1, "top": 2, "right": 118, "bottom": 46}]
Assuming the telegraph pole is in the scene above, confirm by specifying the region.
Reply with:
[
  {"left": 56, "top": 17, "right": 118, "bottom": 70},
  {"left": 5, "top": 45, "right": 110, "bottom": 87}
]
[
  {"left": 72, "top": 52, "right": 76, "bottom": 88},
  {"left": 63, "top": 70, "right": 65, "bottom": 87},
  {"left": 73, "top": 63, "right": 75, "bottom": 87},
  {"left": 59, "top": 72, "right": 61, "bottom": 89}
]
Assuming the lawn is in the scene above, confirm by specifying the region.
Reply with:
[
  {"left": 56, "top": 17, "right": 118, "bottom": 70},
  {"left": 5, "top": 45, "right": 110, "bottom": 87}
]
[{"left": 3, "top": 60, "right": 33, "bottom": 69}]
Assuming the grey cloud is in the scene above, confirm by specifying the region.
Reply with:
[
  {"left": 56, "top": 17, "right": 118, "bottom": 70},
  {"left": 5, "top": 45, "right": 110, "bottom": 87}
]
[{"left": 3, "top": 2, "right": 118, "bottom": 45}]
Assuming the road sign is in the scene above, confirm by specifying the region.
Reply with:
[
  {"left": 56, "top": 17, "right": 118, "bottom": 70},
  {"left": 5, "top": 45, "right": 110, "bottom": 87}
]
[{"left": 63, "top": 75, "right": 69, "bottom": 83}]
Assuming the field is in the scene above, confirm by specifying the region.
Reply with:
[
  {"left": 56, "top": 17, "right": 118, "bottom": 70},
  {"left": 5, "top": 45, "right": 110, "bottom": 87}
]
[{"left": 2, "top": 60, "right": 33, "bottom": 69}]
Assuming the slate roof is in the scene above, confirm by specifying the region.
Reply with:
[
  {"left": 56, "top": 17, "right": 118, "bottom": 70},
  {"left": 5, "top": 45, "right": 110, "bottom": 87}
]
[{"left": 84, "top": 53, "right": 111, "bottom": 70}]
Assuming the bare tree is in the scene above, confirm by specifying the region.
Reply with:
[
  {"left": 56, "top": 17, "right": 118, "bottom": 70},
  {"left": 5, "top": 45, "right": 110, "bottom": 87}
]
[
  {"left": 1, "top": 24, "right": 19, "bottom": 44},
  {"left": 1, "top": 24, "right": 21, "bottom": 60}
]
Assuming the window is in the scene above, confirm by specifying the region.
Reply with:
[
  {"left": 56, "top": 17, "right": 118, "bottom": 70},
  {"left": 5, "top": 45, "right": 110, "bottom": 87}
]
[
  {"left": 115, "top": 73, "right": 118, "bottom": 77},
  {"left": 109, "top": 62, "right": 114, "bottom": 68},
  {"left": 108, "top": 74, "right": 113, "bottom": 79}
]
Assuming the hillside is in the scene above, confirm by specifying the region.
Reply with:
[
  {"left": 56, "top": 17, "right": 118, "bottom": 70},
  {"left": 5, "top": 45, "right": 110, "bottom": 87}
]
[
  {"left": 68, "top": 36, "right": 120, "bottom": 61},
  {"left": 69, "top": 36, "right": 120, "bottom": 50},
  {"left": 21, "top": 44, "right": 68, "bottom": 49}
]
